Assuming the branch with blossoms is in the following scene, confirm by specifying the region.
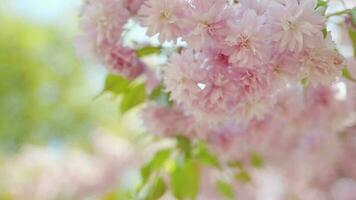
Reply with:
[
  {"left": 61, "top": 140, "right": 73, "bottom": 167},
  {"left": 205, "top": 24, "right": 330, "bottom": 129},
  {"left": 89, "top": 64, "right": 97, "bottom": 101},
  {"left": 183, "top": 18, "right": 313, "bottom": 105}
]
[{"left": 76, "top": 0, "right": 356, "bottom": 199}]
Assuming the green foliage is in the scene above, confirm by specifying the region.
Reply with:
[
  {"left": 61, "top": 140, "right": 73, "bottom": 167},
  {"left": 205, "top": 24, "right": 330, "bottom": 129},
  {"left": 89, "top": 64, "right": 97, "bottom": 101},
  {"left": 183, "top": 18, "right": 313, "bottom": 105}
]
[
  {"left": 136, "top": 46, "right": 161, "bottom": 58},
  {"left": 235, "top": 171, "right": 252, "bottom": 183},
  {"left": 103, "top": 74, "right": 147, "bottom": 113},
  {"left": 146, "top": 178, "right": 166, "bottom": 200},
  {"left": 194, "top": 141, "right": 220, "bottom": 168},
  {"left": 149, "top": 84, "right": 172, "bottom": 107},
  {"left": 351, "top": 8, "right": 356, "bottom": 25},
  {"left": 349, "top": 29, "right": 356, "bottom": 56},
  {"left": 177, "top": 135, "right": 192, "bottom": 158},
  {"left": 171, "top": 159, "right": 200, "bottom": 200},
  {"left": 0, "top": 16, "right": 100, "bottom": 151},
  {"left": 138, "top": 138, "right": 222, "bottom": 200},
  {"left": 342, "top": 67, "right": 356, "bottom": 82},
  {"left": 251, "top": 152, "right": 264, "bottom": 168},
  {"left": 102, "top": 190, "right": 133, "bottom": 200},
  {"left": 141, "top": 148, "right": 172, "bottom": 184},
  {"left": 216, "top": 180, "right": 235, "bottom": 199},
  {"left": 120, "top": 83, "right": 146, "bottom": 113},
  {"left": 316, "top": 0, "right": 327, "bottom": 8},
  {"left": 104, "top": 74, "right": 131, "bottom": 94}
]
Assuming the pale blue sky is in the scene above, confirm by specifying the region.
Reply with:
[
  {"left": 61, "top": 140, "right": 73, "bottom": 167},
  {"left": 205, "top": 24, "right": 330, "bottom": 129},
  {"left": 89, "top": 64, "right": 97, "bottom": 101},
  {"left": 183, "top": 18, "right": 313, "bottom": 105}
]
[{"left": 5, "top": 0, "right": 81, "bottom": 24}]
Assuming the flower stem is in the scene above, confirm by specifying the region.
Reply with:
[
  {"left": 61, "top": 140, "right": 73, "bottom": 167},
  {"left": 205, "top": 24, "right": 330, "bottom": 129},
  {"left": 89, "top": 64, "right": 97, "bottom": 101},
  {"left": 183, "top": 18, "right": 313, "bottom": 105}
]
[{"left": 326, "top": 9, "right": 352, "bottom": 18}]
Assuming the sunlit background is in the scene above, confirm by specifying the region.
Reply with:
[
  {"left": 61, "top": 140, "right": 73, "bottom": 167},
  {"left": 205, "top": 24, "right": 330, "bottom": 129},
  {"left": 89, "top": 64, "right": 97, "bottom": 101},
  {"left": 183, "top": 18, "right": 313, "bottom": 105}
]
[{"left": 0, "top": 1, "right": 147, "bottom": 199}]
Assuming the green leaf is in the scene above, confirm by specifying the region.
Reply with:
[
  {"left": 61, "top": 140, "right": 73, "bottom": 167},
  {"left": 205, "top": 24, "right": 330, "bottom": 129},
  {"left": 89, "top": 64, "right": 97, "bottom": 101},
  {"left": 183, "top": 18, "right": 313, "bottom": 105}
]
[
  {"left": 349, "top": 29, "right": 356, "bottom": 56},
  {"left": 342, "top": 67, "right": 356, "bottom": 82},
  {"left": 171, "top": 160, "right": 200, "bottom": 199},
  {"left": 104, "top": 74, "right": 130, "bottom": 94},
  {"left": 301, "top": 77, "right": 308, "bottom": 87},
  {"left": 141, "top": 149, "right": 172, "bottom": 184},
  {"left": 251, "top": 152, "right": 264, "bottom": 168},
  {"left": 228, "top": 161, "right": 243, "bottom": 169},
  {"left": 120, "top": 83, "right": 146, "bottom": 113},
  {"left": 322, "top": 28, "right": 327, "bottom": 38},
  {"left": 351, "top": 7, "right": 356, "bottom": 25},
  {"left": 216, "top": 181, "right": 235, "bottom": 199},
  {"left": 176, "top": 135, "right": 191, "bottom": 158},
  {"left": 136, "top": 46, "right": 161, "bottom": 58},
  {"left": 149, "top": 84, "right": 172, "bottom": 107},
  {"left": 150, "top": 149, "right": 172, "bottom": 170},
  {"left": 146, "top": 178, "right": 166, "bottom": 200},
  {"left": 194, "top": 141, "right": 220, "bottom": 168},
  {"left": 316, "top": 0, "right": 327, "bottom": 8},
  {"left": 235, "top": 171, "right": 251, "bottom": 183},
  {"left": 103, "top": 190, "right": 132, "bottom": 200}
]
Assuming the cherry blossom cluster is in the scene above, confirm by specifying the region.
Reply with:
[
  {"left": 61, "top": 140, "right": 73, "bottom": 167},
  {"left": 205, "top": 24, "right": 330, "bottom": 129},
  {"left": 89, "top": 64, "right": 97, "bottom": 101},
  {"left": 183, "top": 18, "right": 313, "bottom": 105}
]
[
  {"left": 77, "top": 0, "right": 146, "bottom": 79},
  {"left": 76, "top": 0, "right": 356, "bottom": 198},
  {"left": 141, "top": 0, "right": 344, "bottom": 123},
  {"left": 77, "top": 0, "right": 345, "bottom": 124}
]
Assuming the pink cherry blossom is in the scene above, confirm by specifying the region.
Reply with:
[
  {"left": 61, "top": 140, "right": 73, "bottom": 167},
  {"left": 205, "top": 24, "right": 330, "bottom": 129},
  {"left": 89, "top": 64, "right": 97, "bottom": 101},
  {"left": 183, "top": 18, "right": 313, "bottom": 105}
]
[
  {"left": 182, "top": 0, "right": 232, "bottom": 49},
  {"left": 138, "top": 0, "right": 185, "bottom": 42},
  {"left": 163, "top": 50, "right": 208, "bottom": 106},
  {"left": 267, "top": 0, "right": 325, "bottom": 52},
  {"left": 103, "top": 45, "right": 146, "bottom": 79},
  {"left": 223, "top": 9, "right": 270, "bottom": 66},
  {"left": 122, "top": 0, "right": 145, "bottom": 15},
  {"left": 299, "top": 36, "right": 344, "bottom": 85},
  {"left": 79, "top": 0, "right": 129, "bottom": 45}
]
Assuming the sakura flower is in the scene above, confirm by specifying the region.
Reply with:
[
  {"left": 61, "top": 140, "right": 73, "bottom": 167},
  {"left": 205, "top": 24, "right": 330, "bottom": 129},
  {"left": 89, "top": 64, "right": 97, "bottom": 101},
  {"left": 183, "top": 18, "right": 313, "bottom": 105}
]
[
  {"left": 238, "top": 0, "right": 270, "bottom": 16},
  {"left": 103, "top": 44, "right": 146, "bottom": 79},
  {"left": 223, "top": 9, "right": 269, "bottom": 66},
  {"left": 191, "top": 67, "right": 240, "bottom": 123},
  {"left": 164, "top": 50, "right": 208, "bottom": 106},
  {"left": 233, "top": 67, "right": 272, "bottom": 103},
  {"left": 299, "top": 36, "right": 344, "bottom": 85},
  {"left": 268, "top": 0, "right": 325, "bottom": 52},
  {"left": 122, "top": 0, "right": 145, "bottom": 15},
  {"left": 79, "top": 0, "right": 129, "bottom": 45},
  {"left": 182, "top": 0, "right": 232, "bottom": 49},
  {"left": 138, "top": 0, "right": 185, "bottom": 42}
]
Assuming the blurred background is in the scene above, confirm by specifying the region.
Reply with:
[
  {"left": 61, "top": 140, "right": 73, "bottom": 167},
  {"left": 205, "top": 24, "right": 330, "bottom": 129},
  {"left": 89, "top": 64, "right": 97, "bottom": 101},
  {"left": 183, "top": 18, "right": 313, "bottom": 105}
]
[{"left": 0, "top": 1, "right": 146, "bottom": 199}]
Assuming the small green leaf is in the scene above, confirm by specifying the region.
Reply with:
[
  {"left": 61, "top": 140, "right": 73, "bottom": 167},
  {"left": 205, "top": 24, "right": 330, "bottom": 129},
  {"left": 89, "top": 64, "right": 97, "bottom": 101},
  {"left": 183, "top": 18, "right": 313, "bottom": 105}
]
[
  {"left": 194, "top": 141, "right": 220, "bottom": 168},
  {"left": 171, "top": 160, "right": 200, "bottom": 199},
  {"left": 322, "top": 28, "right": 327, "bottom": 38},
  {"left": 235, "top": 171, "right": 251, "bottom": 183},
  {"left": 104, "top": 74, "right": 130, "bottom": 94},
  {"left": 120, "top": 83, "right": 146, "bottom": 113},
  {"left": 141, "top": 164, "right": 152, "bottom": 184},
  {"left": 342, "top": 67, "right": 356, "bottom": 82},
  {"left": 136, "top": 46, "right": 161, "bottom": 58},
  {"left": 228, "top": 161, "right": 243, "bottom": 169},
  {"left": 146, "top": 178, "right": 166, "bottom": 200},
  {"left": 351, "top": 7, "right": 356, "bottom": 25},
  {"left": 251, "top": 152, "right": 264, "bottom": 168},
  {"left": 150, "top": 149, "right": 172, "bottom": 170},
  {"left": 176, "top": 135, "right": 191, "bottom": 158},
  {"left": 149, "top": 84, "right": 172, "bottom": 107},
  {"left": 316, "top": 0, "right": 327, "bottom": 9},
  {"left": 141, "top": 149, "right": 172, "bottom": 184},
  {"left": 301, "top": 77, "right": 308, "bottom": 87},
  {"left": 217, "top": 180, "right": 235, "bottom": 199},
  {"left": 349, "top": 29, "right": 356, "bottom": 56}
]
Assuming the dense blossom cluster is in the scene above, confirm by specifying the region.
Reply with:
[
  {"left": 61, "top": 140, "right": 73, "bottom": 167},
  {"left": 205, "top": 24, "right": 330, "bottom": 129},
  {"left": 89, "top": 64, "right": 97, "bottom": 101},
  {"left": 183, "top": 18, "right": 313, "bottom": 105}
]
[
  {"left": 76, "top": 0, "right": 356, "bottom": 199},
  {"left": 156, "top": 0, "right": 344, "bottom": 123},
  {"left": 77, "top": 0, "right": 346, "bottom": 124}
]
